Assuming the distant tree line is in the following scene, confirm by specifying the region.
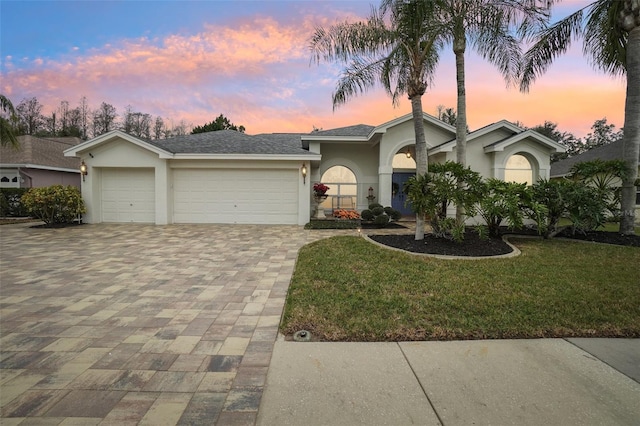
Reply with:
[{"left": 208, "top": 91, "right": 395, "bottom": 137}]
[{"left": 0, "top": 95, "right": 245, "bottom": 141}]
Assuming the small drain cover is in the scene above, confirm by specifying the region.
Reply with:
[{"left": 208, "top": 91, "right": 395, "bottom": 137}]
[{"left": 293, "top": 330, "right": 312, "bottom": 342}]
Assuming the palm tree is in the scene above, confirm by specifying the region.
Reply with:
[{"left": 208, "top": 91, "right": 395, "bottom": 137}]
[
  {"left": 520, "top": 0, "right": 639, "bottom": 235},
  {"left": 1, "top": 94, "right": 19, "bottom": 148},
  {"left": 310, "top": 2, "right": 442, "bottom": 240},
  {"left": 383, "top": 0, "right": 547, "bottom": 221}
]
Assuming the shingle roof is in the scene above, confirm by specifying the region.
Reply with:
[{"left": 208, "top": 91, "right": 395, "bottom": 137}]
[
  {"left": 550, "top": 139, "right": 634, "bottom": 177},
  {"left": 0, "top": 135, "right": 82, "bottom": 169},
  {"left": 147, "top": 130, "right": 314, "bottom": 155},
  {"left": 306, "top": 124, "right": 374, "bottom": 137}
]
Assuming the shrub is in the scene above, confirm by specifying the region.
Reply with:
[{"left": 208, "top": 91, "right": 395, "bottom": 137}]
[
  {"left": 404, "top": 161, "right": 484, "bottom": 242},
  {"left": 21, "top": 185, "right": 86, "bottom": 226},
  {"left": 360, "top": 204, "right": 401, "bottom": 228},
  {"left": 371, "top": 206, "right": 384, "bottom": 216},
  {"left": 527, "top": 179, "right": 606, "bottom": 238},
  {"left": 373, "top": 214, "right": 390, "bottom": 226},
  {"left": 475, "top": 179, "right": 529, "bottom": 238},
  {"left": 0, "top": 188, "right": 29, "bottom": 217},
  {"left": 361, "top": 209, "right": 374, "bottom": 221}
]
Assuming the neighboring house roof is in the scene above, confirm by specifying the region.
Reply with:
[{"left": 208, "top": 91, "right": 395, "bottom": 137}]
[
  {"left": 0, "top": 135, "right": 82, "bottom": 171},
  {"left": 550, "top": 139, "right": 637, "bottom": 177}
]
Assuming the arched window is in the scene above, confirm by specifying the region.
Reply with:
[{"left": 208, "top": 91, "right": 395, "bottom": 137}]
[
  {"left": 504, "top": 154, "right": 533, "bottom": 185},
  {"left": 392, "top": 152, "right": 416, "bottom": 169},
  {"left": 320, "top": 166, "right": 357, "bottom": 210}
]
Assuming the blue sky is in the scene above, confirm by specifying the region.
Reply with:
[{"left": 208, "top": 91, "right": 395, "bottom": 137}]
[{"left": 0, "top": 0, "right": 625, "bottom": 137}]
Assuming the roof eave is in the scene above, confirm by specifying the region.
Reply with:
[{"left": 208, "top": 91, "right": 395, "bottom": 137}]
[
  {"left": 171, "top": 153, "right": 322, "bottom": 161},
  {"left": 64, "top": 130, "right": 173, "bottom": 158}
]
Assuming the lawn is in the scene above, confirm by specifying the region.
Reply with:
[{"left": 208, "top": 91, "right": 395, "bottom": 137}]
[{"left": 281, "top": 236, "right": 640, "bottom": 341}]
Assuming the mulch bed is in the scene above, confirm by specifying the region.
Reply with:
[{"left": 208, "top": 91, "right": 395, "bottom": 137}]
[
  {"left": 557, "top": 229, "right": 640, "bottom": 247},
  {"left": 369, "top": 228, "right": 640, "bottom": 257},
  {"left": 369, "top": 232, "right": 513, "bottom": 257}
]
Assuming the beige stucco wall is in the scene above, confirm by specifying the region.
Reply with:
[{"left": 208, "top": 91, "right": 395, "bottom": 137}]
[{"left": 78, "top": 138, "right": 169, "bottom": 224}]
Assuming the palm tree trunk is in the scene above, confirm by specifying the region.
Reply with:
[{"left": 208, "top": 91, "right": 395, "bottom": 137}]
[
  {"left": 620, "top": 25, "right": 640, "bottom": 235},
  {"left": 411, "top": 94, "right": 427, "bottom": 240},
  {"left": 454, "top": 36, "right": 467, "bottom": 223}
]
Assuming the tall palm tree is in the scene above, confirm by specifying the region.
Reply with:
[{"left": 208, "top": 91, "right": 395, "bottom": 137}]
[
  {"left": 520, "top": 0, "right": 639, "bottom": 235},
  {"left": 383, "top": 0, "right": 547, "bottom": 221},
  {"left": 310, "top": 2, "right": 442, "bottom": 240},
  {"left": 1, "top": 94, "right": 19, "bottom": 148}
]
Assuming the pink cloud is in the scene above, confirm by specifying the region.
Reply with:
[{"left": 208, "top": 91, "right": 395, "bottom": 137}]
[{"left": 0, "top": 9, "right": 626, "bottom": 140}]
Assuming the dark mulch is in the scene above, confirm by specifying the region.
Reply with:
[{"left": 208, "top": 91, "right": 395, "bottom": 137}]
[
  {"left": 369, "top": 232, "right": 513, "bottom": 257},
  {"left": 370, "top": 228, "right": 640, "bottom": 257},
  {"left": 558, "top": 229, "right": 640, "bottom": 247},
  {"left": 31, "top": 222, "right": 84, "bottom": 229}
]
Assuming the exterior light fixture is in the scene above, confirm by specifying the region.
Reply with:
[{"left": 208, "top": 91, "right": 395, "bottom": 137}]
[
  {"left": 406, "top": 147, "right": 412, "bottom": 158},
  {"left": 80, "top": 160, "right": 88, "bottom": 182},
  {"left": 301, "top": 164, "right": 307, "bottom": 184}
]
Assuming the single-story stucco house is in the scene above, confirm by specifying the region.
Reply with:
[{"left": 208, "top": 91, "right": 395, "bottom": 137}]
[
  {"left": 64, "top": 112, "right": 565, "bottom": 225},
  {"left": 1, "top": 135, "right": 82, "bottom": 189}
]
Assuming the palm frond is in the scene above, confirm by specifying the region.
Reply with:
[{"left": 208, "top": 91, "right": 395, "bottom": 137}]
[
  {"left": 583, "top": 0, "right": 626, "bottom": 76},
  {"left": 519, "top": 7, "right": 585, "bottom": 92}
]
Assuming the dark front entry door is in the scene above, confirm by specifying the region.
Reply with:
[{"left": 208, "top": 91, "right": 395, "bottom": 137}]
[{"left": 391, "top": 172, "right": 414, "bottom": 217}]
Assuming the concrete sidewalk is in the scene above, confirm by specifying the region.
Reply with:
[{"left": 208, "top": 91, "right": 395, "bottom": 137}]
[{"left": 258, "top": 338, "right": 640, "bottom": 426}]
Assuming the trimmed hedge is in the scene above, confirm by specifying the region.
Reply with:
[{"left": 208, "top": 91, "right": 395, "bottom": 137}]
[{"left": 21, "top": 185, "right": 86, "bottom": 226}]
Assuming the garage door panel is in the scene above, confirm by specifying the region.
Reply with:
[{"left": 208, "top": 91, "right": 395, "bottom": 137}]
[
  {"left": 173, "top": 169, "right": 298, "bottom": 224},
  {"left": 102, "top": 168, "right": 155, "bottom": 223}
]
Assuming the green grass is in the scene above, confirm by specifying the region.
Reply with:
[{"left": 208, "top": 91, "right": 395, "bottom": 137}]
[{"left": 282, "top": 236, "right": 640, "bottom": 341}]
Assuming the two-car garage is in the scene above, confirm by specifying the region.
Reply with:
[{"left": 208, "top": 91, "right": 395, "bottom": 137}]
[
  {"left": 66, "top": 130, "right": 318, "bottom": 225},
  {"left": 98, "top": 167, "right": 300, "bottom": 224}
]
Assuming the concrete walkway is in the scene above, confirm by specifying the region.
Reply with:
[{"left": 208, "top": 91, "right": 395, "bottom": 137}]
[
  {"left": 258, "top": 338, "right": 640, "bottom": 425},
  {"left": 0, "top": 223, "right": 354, "bottom": 425}
]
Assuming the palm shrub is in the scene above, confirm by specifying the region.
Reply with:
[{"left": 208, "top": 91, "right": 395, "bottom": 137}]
[
  {"left": 568, "top": 159, "right": 630, "bottom": 220},
  {"left": 527, "top": 179, "right": 606, "bottom": 238},
  {"left": 404, "top": 161, "right": 484, "bottom": 242},
  {"left": 21, "top": 185, "right": 86, "bottom": 226},
  {"left": 475, "top": 179, "right": 529, "bottom": 238}
]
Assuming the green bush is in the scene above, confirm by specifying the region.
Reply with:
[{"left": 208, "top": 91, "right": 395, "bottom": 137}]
[
  {"left": 371, "top": 206, "right": 385, "bottom": 216},
  {"left": 361, "top": 209, "right": 374, "bottom": 221},
  {"left": 527, "top": 179, "right": 606, "bottom": 238},
  {"left": 0, "top": 188, "right": 29, "bottom": 217},
  {"left": 404, "top": 161, "right": 484, "bottom": 242},
  {"left": 21, "top": 185, "right": 86, "bottom": 226},
  {"left": 360, "top": 205, "right": 401, "bottom": 228},
  {"left": 373, "top": 214, "right": 390, "bottom": 226}
]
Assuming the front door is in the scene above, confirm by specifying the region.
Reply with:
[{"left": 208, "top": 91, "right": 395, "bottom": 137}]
[{"left": 391, "top": 172, "right": 414, "bottom": 217}]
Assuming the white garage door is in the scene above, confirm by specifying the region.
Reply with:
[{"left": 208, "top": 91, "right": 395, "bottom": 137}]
[
  {"left": 101, "top": 168, "right": 155, "bottom": 223},
  {"left": 173, "top": 169, "right": 298, "bottom": 224}
]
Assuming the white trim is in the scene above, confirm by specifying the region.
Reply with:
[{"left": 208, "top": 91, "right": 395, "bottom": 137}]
[
  {"left": 172, "top": 153, "right": 321, "bottom": 161},
  {"left": 0, "top": 163, "right": 80, "bottom": 174},
  {"left": 370, "top": 112, "right": 456, "bottom": 138},
  {"left": 484, "top": 130, "right": 566, "bottom": 153},
  {"left": 64, "top": 130, "right": 173, "bottom": 159}
]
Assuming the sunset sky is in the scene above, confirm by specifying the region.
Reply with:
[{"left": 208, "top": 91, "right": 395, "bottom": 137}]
[{"left": 0, "top": 0, "right": 626, "bottom": 138}]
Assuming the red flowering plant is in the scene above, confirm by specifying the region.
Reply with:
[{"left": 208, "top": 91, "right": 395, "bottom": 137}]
[{"left": 313, "top": 183, "right": 330, "bottom": 197}]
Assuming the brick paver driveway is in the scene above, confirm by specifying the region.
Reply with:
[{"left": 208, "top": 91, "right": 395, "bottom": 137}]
[{"left": 0, "top": 223, "right": 348, "bottom": 425}]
